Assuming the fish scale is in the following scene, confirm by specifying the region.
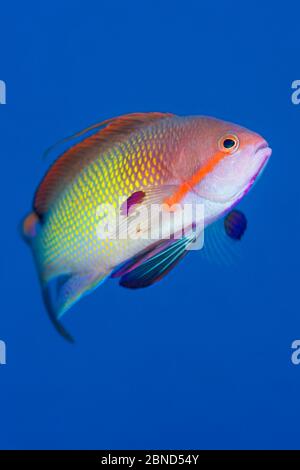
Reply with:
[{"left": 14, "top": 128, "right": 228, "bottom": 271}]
[
  {"left": 22, "top": 112, "right": 271, "bottom": 339},
  {"left": 38, "top": 122, "right": 173, "bottom": 276}
]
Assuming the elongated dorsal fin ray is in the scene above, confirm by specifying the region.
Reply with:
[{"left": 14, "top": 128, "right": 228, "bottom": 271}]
[{"left": 34, "top": 112, "right": 175, "bottom": 216}]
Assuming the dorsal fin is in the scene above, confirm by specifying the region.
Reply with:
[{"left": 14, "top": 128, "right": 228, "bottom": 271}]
[{"left": 34, "top": 112, "right": 174, "bottom": 216}]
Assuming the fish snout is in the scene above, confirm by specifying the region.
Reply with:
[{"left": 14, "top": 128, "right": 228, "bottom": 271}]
[{"left": 254, "top": 139, "right": 272, "bottom": 162}]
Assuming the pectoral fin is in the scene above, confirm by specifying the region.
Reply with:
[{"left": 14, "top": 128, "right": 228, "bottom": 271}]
[{"left": 201, "top": 210, "right": 247, "bottom": 266}]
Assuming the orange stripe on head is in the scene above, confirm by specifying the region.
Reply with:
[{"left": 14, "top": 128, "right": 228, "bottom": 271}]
[{"left": 164, "top": 150, "right": 226, "bottom": 209}]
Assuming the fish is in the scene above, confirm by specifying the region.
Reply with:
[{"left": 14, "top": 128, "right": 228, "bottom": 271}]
[{"left": 22, "top": 112, "right": 271, "bottom": 340}]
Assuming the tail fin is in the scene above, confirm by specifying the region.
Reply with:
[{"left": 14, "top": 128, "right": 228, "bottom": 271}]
[
  {"left": 41, "top": 270, "right": 108, "bottom": 342},
  {"left": 21, "top": 212, "right": 74, "bottom": 342}
]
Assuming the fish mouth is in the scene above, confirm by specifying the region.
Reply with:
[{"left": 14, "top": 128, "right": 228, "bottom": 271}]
[
  {"left": 249, "top": 141, "right": 272, "bottom": 186},
  {"left": 233, "top": 141, "right": 272, "bottom": 201},
  {"left": 255, "top": 141, "right": 272, "bottom": 162}
]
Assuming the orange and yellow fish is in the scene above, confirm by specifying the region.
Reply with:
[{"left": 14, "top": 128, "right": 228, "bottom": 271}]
[{"left": 22, "top": 112, "right": 271, "bottom": 340}]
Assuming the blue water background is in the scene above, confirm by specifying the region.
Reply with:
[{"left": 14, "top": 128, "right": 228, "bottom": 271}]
[{"left": 0, "top": 0, "right": 300, "bottom": 449}]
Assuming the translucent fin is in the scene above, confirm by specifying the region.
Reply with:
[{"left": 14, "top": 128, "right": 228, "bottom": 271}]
[
  {"left": 41, "top": 282, "right": 75, "bottom": 343},
  {"left": 117, "top": 231, "right": 197, "bottom": 289},
  {"left": 42, "top": 270, "right": 108, "bottom": 340},
  {"left": 116, "top": 184, "right": 179, "bottom": 240},
  {"left": 201, "top": 211, "right": 247, "bottom": 266}
]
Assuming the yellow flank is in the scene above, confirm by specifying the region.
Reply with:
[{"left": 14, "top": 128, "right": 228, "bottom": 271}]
[{"left": 38, "top": 128, "right": 171, "bottom": 277}]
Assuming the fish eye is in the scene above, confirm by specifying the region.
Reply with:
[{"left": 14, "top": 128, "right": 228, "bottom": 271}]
[{"left": 219, "top": 134, "right": 239, "bottom": 154}]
